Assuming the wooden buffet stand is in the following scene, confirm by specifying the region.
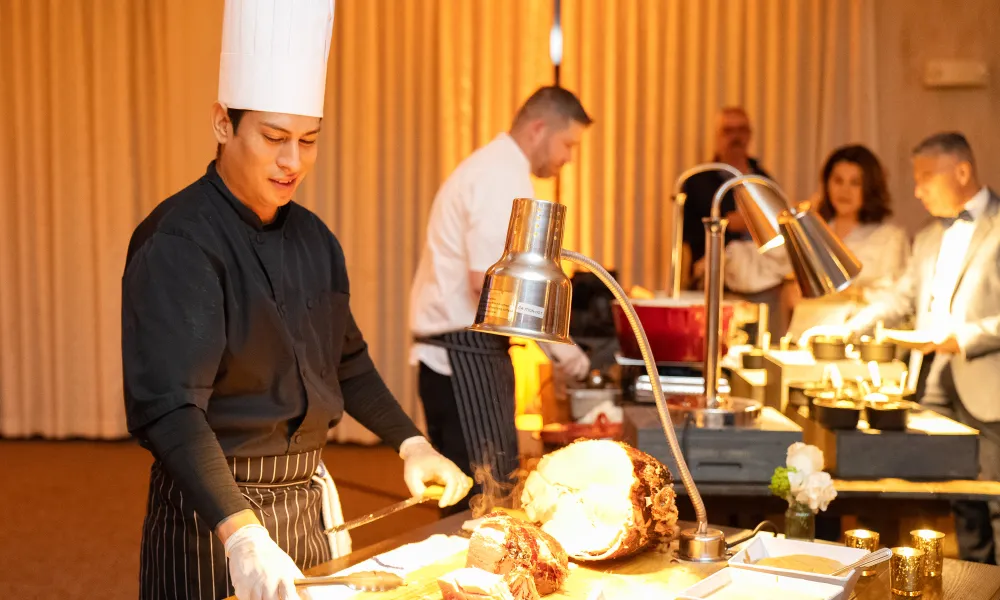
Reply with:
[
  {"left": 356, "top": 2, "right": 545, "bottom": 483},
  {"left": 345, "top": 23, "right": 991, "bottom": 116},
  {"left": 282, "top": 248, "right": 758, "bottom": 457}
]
[{"left": 256, "top": 511, "right": 1000, "bottom": 600}]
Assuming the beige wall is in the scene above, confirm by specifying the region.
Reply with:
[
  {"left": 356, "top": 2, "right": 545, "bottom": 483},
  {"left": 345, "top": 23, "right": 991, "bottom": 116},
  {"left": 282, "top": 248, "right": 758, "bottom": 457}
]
[{"left": 875, "top": 0, "right": 1000, "bottom": 235}]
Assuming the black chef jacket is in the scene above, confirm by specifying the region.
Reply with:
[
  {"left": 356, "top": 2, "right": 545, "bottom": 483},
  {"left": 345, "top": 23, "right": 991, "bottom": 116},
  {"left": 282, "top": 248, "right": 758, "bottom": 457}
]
[
  {"left": 122, "top": 162, "right": 420, "bottom": 458},
  {"left": 681, "top": 157, "right": 773, "bottom": 269}
]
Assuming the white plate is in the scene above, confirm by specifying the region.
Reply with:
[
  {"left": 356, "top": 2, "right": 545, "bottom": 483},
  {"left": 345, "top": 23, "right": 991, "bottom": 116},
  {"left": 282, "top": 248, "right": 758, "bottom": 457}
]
[
  {"left": 881, "top": 328, "right": 933, "bottom": 349},
  {"left": 674, "top": 567, "right": 843, "bottom": 600},
  {"left": 727, "top": 535, "right": 868, "bottom": 599}
]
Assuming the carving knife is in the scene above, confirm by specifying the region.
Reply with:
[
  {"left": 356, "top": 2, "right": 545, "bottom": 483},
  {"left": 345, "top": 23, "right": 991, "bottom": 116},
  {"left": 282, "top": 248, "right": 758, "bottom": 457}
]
[{"left": 323, "top": 484, "right": 449, "bottom": 534}]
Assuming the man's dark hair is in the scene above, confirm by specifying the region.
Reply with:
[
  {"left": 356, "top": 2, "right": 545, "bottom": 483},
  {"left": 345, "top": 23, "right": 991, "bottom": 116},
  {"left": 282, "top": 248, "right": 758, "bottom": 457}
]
[
  {"left": 511, "top": 86, "right": 593, "bottom": 130},
  {"left": 817, "top": 144, "right": 892, "bottom": 224},
  {"left": 216, "top": 108, "right": 248, "bottom": 158},
  {"left": 912, "top": 132, "right": 976, "bottom": 170},
  {"left": 228, "top": 108, "right": 248, "bottom": 133}
]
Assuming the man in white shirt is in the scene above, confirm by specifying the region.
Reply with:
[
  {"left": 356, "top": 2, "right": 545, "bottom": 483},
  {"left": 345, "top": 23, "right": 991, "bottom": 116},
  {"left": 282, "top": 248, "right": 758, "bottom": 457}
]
[
  {"left": 804, "top": 132, "right": 1000, "bottom": 563},
  {"left": 409, "top": 87, "right": 593, "bottom": 513}
]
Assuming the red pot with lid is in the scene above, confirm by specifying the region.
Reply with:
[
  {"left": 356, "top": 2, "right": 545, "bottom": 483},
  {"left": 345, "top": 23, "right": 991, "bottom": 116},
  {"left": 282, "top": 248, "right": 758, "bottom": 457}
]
[{"left": 611, "top": 291, "right": 737, "bottom": 364}]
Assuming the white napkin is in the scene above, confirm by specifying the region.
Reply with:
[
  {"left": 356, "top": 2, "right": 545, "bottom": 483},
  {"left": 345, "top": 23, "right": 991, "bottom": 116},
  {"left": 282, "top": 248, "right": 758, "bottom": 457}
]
[
  {"left": 306, "top": 534, "right": 470, "bottom": 599},
  {"left": 586, "top": 585, "right": 609, "bottom": 600},
  {"left": 577, "top": 400, "right": 623, "bottom": 425}
]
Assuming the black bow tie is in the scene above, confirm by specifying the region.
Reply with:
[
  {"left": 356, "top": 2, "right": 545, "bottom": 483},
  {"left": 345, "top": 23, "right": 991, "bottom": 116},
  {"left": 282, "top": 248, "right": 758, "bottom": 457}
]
[{"left": 940, "top": 210, "right": 973, "bottom": 228}]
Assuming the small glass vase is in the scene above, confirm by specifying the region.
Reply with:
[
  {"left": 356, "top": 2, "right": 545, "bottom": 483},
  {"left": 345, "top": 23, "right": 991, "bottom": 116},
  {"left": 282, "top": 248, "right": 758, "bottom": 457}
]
[{"left": 785, "top": 501, "right": 816, "bottom": 540}]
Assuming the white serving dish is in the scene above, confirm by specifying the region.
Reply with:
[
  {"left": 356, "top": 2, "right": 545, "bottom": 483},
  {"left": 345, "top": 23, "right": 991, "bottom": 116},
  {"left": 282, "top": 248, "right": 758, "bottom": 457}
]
[
  {"left": 727, "top": 534, "right": 868, "bottom": 599},
  {"left": 674, "top": 567, "right": 843, "bottom": 600}
]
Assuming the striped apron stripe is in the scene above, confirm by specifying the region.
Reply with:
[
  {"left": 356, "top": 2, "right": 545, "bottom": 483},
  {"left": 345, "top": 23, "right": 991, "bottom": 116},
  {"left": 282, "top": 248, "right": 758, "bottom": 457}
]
[
  {"left": 420, "top": 331, "right": 519, "bottom": 487},
  {"left": 138, "top": 449, "right": 342, "bottom": 600}
]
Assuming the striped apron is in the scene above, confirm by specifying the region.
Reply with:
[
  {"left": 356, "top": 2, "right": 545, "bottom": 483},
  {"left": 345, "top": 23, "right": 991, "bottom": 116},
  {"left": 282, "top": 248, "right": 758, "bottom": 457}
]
[
  {"left": 417, "top": 330, "right": 520, "bottom": 487},
  {"left": 138, "top": 448, "right": 350, "bottom": 600}
]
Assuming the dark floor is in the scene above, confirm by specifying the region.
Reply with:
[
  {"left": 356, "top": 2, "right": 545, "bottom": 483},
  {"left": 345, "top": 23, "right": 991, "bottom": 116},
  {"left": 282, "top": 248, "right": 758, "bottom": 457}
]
[{"left": 0, "top": 440, "right": 439, "bottom": 600}]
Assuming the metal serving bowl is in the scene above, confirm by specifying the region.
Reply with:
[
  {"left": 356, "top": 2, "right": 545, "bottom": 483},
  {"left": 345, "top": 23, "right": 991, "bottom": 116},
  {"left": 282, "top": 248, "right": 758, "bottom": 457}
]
[
  {"left": 813, "top": 397, "right": 863, "bottom": 430},
  {"left": 811, "top": 335, "right": 848, "bottom": 361},
  {"left": 857, "top": 337, "right": 897, "bottom": 363}
]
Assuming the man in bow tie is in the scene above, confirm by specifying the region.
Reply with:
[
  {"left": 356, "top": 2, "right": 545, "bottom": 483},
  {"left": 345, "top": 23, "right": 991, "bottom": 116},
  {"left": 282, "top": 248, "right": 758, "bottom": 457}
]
[{"left": 804, "top": 132, "right": 1000, "bottom": 563}]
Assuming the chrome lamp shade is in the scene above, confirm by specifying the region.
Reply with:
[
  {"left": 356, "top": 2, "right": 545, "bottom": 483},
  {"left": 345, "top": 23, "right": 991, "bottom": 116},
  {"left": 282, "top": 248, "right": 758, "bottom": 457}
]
[
  {"left": 780, "top": 205, "right": 862, "bottom": 298},
  {"left": 718, "top": 176, "right": 862, "bottom": 287},
  {"left": 733, "top": 183, "right": 788, "bottom": 252},
  {"left": 469, "top": 198, "right": 573, "bottom": 344}
]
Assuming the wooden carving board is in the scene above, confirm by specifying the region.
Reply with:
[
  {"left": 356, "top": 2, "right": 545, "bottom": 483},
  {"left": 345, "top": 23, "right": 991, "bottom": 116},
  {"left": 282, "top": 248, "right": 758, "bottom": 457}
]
[{"left": 348, "top": 544, "right": 722, "bottom": 600}]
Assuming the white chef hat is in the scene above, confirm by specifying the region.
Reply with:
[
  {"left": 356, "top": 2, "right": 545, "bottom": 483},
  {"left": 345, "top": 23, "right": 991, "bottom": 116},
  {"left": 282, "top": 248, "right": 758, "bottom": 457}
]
[{"left": 218, "top": 0, "right": 335, "bottom": 118}]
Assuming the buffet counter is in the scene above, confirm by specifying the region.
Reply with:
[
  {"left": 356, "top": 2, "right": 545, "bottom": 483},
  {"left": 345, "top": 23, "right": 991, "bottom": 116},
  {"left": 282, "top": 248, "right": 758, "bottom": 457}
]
[{"left": 270, "top": 512, "right": 1000, "bottom": 600}]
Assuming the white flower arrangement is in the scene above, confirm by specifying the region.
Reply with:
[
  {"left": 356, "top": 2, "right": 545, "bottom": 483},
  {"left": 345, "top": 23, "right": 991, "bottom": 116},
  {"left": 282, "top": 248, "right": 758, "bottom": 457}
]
[{"left": 769, "top": 442, "right": 837, "bottom": 513}]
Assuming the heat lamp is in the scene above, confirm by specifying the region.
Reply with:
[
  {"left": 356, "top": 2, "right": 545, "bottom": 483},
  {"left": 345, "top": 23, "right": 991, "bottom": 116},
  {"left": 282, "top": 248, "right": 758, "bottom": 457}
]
[
  {"left": 701, "top": 175, "right": 862, "bottom": 407},
  {"left": 469, "top": 197, "right": 726, "bottom": 561}
]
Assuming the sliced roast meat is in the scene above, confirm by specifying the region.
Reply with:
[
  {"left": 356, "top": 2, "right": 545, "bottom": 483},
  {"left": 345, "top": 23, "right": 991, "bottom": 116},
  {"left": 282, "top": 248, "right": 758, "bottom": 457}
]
[{"left": 466, "top": 511, "right": 569, "bottom": 596}]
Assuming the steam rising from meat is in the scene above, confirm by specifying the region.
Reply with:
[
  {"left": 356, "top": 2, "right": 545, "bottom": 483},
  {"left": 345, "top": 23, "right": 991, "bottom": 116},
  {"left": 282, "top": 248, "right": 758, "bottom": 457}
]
[{"left": 468, "top": 458, "right": 536, "bottom": 518}]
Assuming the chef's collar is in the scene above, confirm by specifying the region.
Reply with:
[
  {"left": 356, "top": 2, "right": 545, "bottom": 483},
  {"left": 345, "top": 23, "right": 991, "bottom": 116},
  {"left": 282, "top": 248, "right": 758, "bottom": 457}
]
[
  {"left": 205, "top": 161, "right": 290, "bottom": 231},
  {"left": 499, "top": 132, "right": 531, "bottom": 173}
]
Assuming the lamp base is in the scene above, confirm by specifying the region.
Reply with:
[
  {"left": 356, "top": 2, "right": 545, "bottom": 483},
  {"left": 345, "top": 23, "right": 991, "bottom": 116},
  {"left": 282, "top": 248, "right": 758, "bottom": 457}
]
[
  {"left": 678, "top": 526, "right": 728, "bottom": 562},
  {"left": 669, "top": 395, "right": 763, "bottom": 429}
]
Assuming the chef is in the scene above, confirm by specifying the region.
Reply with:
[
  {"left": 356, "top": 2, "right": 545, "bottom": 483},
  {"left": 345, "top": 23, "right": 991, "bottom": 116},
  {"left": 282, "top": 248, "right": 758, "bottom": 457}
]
[
  {"left": 121, "top": 2, "right": 471, "bottom": 599},
  {"left": 803, "top": 132, "right": 1000, "bottom": 563},
  {"left": 409, "top": 86, "right": 593, "bottom": 514}
]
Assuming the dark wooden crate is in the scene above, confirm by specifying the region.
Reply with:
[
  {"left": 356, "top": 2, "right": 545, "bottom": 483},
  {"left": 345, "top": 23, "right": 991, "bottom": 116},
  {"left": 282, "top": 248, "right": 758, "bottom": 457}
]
[
  {"left": 787, "top": 407, "right": 980, "bottom": 480},
  {"left": 622, "top": 404, "right": 802, "bottom": 483}
]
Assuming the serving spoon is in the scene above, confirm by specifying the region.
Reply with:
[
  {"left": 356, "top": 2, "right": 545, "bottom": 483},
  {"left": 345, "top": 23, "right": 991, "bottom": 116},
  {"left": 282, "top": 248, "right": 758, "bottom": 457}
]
[{"left": 831, "top": 547, "right": 893, "bottom": 576}]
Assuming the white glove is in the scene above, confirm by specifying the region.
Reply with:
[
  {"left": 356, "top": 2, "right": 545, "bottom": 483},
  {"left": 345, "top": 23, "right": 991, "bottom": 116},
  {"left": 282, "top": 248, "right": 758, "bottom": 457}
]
[
  {"left": 542, "top": 342, "right": 591, "bottom": 380},
  {"left": 797, "top": 324, "right": 852, "bottom": 348},
  {"left": 225, "top": 524, "right": 310, "bottom": 600},
  {"left": 399, "top": 436, "right": 473, "bottom": 508}
]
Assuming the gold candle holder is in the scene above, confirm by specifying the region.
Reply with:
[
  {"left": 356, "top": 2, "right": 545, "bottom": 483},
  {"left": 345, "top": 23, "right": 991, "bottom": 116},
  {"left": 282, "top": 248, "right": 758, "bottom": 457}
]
[
  {"left": 844, "top": 529, "right": 880, "bottom": 576},
  {"left": 891, "top": 547, "right": 925, "bottom": 596},
  {"left": 911, "top": 529, "right": 945, "bottom": 578}
]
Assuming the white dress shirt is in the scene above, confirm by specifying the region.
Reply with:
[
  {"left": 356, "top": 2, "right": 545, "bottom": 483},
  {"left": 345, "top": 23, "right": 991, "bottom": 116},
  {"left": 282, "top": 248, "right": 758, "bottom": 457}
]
[
  {"left": 928, "top": 187, "right": 991, "bottom": 330},
  {"left": 409, "top": 133, "right": 534, "bottom": 375}
]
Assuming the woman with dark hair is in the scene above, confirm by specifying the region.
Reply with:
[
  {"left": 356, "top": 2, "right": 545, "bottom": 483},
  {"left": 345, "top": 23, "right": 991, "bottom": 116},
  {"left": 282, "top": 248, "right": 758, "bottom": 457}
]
[
  {"left": 724, "top": 144, "right": 910, "bottom": 332},
  {"left": 811, "top": 144, "right": 909, "bottom": 293}
]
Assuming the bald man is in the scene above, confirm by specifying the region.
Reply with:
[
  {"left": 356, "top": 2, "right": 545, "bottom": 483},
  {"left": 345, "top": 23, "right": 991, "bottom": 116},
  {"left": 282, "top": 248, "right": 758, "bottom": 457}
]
[{"left": 682, "top": 107, "right": 774, "bottom": 274}]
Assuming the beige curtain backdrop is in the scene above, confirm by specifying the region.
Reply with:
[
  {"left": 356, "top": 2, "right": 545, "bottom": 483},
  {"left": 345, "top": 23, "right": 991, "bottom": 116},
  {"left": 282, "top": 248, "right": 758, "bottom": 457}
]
[
  {"left": 0, "top": 0, "right": 876, "bottom": 441},
  {"left": 558, "top": 0, "right": 878, "bottom": 289}
]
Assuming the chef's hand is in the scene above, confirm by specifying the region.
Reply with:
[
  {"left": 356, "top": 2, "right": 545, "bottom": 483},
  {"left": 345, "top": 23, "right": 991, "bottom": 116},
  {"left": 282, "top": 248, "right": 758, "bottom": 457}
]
[
  {"left": 225, "top": 523, "right": 310, "bottom": 600},
  {"left": 399, "top": 436, "right": 474, "bottom": 508},
  {"left": 542, "top": 342, "right": 592, "bottom": 380}
]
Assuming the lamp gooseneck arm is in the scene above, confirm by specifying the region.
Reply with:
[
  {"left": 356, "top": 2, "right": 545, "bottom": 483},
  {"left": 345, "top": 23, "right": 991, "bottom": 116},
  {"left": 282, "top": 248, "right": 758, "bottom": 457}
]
[
  {"left": 561, "top": 250, "right": 709, "bottom": 532},
  {"left": 703, "top": 175, "right": 792, "bottom": 406},
  {"left": 709, "top": 173, "right": 788, "bottom": 219},
  {"left": 668, "top": 163, "right": 743, "bottom": 298},
  {"left": 673, "top": 162, "right": 743, "bottom": 197}
]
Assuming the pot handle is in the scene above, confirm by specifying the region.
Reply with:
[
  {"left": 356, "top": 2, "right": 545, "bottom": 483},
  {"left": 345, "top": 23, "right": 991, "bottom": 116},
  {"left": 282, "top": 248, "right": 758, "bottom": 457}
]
[{"left": 593, "top": 412, "right": 611, "bottom": 435}]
